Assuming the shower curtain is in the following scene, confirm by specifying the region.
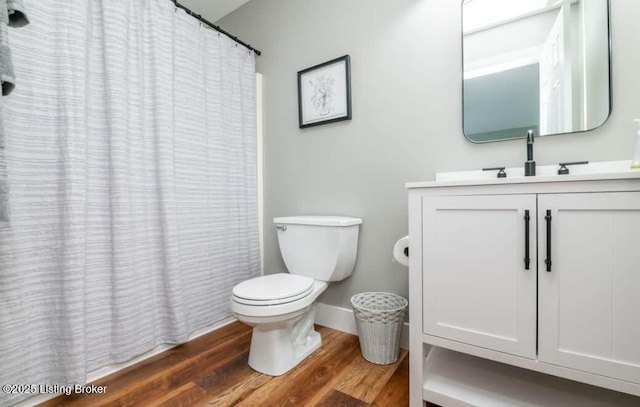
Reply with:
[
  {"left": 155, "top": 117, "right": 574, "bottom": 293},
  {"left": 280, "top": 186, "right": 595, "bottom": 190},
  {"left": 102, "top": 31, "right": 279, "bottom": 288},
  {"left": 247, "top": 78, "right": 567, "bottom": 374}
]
[{"left": 0, "top": 1, "right": 259, "bottom": 405}]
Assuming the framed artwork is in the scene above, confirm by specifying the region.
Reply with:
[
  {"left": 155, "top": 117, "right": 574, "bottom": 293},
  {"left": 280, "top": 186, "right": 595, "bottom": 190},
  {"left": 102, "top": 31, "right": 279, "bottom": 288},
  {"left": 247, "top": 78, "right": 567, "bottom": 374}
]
[{"left": 297, "top": 55, "right": 352, "bottom": 128}]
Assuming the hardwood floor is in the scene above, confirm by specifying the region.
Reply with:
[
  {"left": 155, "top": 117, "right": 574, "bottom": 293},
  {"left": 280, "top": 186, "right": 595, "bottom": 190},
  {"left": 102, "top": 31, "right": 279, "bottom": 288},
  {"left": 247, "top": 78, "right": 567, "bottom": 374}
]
[{"left": 38, "top": 322, "right": 410, "bottom": 406}]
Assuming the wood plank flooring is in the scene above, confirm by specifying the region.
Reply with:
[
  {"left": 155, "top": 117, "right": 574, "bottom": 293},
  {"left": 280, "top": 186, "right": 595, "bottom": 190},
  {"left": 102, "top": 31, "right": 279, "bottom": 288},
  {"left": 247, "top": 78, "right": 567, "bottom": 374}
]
[{"left": 39, "top": 322, "right": 411, "bottom": 407}]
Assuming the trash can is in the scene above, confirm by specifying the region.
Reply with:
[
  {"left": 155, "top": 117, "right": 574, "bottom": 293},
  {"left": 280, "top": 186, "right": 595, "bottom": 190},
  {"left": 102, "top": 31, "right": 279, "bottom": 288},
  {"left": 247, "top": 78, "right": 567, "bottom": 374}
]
[{"left": 351, "top": 292, "right": 408, "bottom": 364}]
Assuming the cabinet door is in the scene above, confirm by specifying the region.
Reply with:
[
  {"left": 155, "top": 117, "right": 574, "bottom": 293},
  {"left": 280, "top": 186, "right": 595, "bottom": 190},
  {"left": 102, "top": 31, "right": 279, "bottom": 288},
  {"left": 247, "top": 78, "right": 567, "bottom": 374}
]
[
  {"left": 539, "top": 192, "right": 640, "bottom": 384},
  {"left": 423, "top": 195, "right": 537, "bottom": 358}
]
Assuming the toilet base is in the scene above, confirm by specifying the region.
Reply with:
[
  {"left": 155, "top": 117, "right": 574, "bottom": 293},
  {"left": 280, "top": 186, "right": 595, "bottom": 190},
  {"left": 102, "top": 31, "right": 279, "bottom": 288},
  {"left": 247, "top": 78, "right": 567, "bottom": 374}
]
[{"left": 247, "top": 311, "right": 322, "bottom": 376}]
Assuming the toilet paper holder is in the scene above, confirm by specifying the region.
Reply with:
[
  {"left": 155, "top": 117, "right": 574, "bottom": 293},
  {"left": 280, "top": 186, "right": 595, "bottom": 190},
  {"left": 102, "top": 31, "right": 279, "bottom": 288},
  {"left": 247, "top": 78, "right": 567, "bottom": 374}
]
[{"left": 392, "top": 235, "right": 410, "bottom": 267}]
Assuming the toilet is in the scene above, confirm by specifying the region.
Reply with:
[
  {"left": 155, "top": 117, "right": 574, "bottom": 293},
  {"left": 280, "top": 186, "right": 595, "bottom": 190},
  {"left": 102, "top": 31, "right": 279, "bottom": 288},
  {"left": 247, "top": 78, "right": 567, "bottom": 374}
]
[{"left": 230, "top": 215, "right": 362, "bottom": 376}]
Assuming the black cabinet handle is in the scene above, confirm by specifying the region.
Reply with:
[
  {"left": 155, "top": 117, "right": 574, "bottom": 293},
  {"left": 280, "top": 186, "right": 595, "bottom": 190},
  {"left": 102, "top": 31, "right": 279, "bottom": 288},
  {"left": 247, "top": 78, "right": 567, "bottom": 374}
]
[
  {"left": 524, "top": 210, "right": 530, "bottom": 270},
  {"left": 545, "top": 210, "right": 552, "bottom": 272}
]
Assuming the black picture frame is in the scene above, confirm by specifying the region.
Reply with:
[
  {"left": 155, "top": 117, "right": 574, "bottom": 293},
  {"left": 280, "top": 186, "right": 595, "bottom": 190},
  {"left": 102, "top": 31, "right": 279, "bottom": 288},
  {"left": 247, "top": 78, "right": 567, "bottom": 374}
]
[{"left": 297, "top": 55, "right": 352, "bottom": 129}]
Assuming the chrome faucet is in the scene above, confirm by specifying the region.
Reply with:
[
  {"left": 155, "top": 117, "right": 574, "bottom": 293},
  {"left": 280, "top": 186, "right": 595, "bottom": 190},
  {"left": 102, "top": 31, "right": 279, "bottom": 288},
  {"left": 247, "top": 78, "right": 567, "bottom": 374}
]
[{"left": 525, "top": 129, "right": 536, "bottom": 176}]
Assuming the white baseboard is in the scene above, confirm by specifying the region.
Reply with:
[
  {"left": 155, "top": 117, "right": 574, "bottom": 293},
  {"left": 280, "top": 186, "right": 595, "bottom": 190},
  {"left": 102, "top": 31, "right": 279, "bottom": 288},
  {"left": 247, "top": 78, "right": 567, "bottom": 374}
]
[
  {"left": 315, "top": 302, "right": 410, "bottom": 350},
  {"left": 14, "top": 316, "right": 237, "bottom": 407}
]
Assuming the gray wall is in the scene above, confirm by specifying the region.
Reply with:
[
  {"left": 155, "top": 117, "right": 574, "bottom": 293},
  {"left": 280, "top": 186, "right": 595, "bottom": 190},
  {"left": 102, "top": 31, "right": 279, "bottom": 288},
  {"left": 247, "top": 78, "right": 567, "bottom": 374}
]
[{"left": 219, "top": 0, "right": 640, "bottom": 309}]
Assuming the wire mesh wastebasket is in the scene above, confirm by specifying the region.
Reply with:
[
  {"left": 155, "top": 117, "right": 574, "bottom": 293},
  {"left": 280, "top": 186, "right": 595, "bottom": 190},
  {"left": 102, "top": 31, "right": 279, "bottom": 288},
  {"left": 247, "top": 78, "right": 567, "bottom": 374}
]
[{"left": 351, "top": 292, "right": 408, "bottom": 364}]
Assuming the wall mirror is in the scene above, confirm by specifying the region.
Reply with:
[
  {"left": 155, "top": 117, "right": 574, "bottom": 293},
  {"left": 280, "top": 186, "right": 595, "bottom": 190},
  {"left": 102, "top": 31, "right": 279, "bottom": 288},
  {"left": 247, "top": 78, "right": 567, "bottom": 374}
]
[{"left": 462, "top": 0, "right": 611, "bottom": 143}]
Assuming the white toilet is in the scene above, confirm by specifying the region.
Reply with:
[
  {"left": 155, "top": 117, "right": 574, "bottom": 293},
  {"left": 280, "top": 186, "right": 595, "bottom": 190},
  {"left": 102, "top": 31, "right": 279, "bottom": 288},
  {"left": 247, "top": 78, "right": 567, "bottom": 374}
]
[{"left": 230, "top": 215, "right": 362, "bottom": 376}]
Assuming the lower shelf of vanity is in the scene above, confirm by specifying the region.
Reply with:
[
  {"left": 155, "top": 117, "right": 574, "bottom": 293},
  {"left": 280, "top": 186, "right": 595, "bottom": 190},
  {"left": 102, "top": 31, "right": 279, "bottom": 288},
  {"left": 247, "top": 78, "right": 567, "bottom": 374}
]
[{"left": 423, "top": 347, "right": 640, "bottom": 407}]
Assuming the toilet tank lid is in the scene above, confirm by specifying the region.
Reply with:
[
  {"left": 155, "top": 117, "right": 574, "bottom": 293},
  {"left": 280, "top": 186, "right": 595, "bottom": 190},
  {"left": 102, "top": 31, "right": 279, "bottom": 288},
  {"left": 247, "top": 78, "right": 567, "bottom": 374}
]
[{"left": 273, "top": 216, "right": 362, "bottom": 227}]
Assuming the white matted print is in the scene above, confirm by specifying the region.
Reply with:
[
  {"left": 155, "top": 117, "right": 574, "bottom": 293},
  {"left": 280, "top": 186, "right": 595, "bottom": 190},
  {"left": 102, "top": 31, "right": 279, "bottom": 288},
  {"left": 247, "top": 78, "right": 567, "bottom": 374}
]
[{"left": 298, "top": 55, "right": 352, "bottom": 128}]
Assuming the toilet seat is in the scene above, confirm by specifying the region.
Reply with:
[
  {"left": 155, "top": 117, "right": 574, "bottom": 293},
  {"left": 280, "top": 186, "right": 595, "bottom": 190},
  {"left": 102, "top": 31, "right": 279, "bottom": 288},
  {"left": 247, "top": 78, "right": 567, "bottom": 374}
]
[{"left": 232, "top": 273, "right": 314, "bottom": 306}]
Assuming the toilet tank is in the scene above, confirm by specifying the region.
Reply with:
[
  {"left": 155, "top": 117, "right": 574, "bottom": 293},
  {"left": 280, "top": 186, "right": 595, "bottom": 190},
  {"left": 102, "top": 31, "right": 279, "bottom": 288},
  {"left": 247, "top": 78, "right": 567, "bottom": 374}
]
[{"left": 274, "top": 216, "right": 362, "bottom": 282}]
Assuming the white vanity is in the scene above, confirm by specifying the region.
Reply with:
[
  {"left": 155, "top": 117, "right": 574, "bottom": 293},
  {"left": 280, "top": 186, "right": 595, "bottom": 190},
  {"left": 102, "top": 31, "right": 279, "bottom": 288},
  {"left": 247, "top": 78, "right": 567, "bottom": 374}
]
[{"left": 407, "top": 161, "right": 640, "bottom": 407}]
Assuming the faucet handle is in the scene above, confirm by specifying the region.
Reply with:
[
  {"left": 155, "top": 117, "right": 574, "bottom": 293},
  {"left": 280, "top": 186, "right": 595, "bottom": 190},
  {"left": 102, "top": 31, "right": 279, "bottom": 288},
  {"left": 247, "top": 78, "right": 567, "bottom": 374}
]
[
  {"left": 558, "top": 161, "right": 589, "bottom": 175},
  {"left": 483, "top": 167, "right": 507, "bottom": 178}
]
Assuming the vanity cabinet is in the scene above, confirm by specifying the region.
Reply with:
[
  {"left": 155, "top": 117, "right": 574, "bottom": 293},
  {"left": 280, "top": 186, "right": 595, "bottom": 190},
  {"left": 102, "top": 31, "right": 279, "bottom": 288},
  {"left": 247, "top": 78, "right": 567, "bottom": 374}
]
[
  {"left": 537, "top": 192, "right": 640, "bottom": 385},
  {"left": 422, "top": 195, "right": 537, "bottom": 359},
  {"left": 408, "top": 173, "right": 640, "bottom": 407}
]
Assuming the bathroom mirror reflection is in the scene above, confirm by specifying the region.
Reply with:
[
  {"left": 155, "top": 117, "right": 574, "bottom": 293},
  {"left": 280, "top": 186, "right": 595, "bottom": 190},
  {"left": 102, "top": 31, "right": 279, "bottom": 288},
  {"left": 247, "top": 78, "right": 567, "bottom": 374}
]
[{"left": 462, "top": 0, "right": 611, "bottom": 143}]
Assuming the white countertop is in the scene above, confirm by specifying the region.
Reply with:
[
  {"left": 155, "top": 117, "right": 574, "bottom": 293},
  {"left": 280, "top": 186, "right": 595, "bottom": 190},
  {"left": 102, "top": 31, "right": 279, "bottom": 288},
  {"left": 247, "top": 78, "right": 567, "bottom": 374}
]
[{"left": 406, "top": 160, "right": 640, "bottom": 189}]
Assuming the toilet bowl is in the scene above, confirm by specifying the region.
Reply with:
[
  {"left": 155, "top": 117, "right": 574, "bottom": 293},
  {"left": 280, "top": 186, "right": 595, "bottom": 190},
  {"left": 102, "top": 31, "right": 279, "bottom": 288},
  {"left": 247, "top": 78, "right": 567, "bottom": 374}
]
[
  {"left": 230, "top": 215, "right": 362, "bottom": 376},
  {"left": 231, "top": 274, "right": 328, "bottom": 375}
]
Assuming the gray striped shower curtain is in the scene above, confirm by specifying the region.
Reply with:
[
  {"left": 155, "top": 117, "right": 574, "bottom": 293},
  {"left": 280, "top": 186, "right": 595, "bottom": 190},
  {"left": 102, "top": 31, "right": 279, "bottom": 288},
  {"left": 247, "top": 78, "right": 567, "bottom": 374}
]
[{"left": 0, "top": 1, "right": 259, "bottom": 405}]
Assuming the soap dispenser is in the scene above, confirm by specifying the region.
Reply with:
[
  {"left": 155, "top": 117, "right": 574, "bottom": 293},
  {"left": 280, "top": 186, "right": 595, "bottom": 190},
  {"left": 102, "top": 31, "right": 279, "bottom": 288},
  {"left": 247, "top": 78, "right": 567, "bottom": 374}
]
[{"left": 632, "top": 119, "right": 640, "bottom": 169}]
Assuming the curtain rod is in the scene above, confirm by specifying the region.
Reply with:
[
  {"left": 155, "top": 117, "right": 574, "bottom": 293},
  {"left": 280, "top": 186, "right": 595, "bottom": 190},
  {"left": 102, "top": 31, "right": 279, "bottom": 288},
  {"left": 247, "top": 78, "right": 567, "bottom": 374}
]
[{"left": 171, "top": 0, "right": 262, "bottom": 56}]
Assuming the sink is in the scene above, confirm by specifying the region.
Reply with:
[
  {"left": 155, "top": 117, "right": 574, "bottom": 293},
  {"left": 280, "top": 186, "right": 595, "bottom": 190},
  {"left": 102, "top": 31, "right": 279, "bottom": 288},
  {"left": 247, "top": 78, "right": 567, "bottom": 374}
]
[
  {"left": 434, "top": 160, "right": 636, "bottom": 183},
  {"left": 406, "top": 160, "right": 640, "bottom": 190}
]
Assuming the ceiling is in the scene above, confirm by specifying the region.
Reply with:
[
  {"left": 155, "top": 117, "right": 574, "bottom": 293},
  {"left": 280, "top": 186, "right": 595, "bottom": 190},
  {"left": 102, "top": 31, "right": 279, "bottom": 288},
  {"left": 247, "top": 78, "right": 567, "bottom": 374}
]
[{"left": 179, "top": 0, "right": 252, "bottom": 23}]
